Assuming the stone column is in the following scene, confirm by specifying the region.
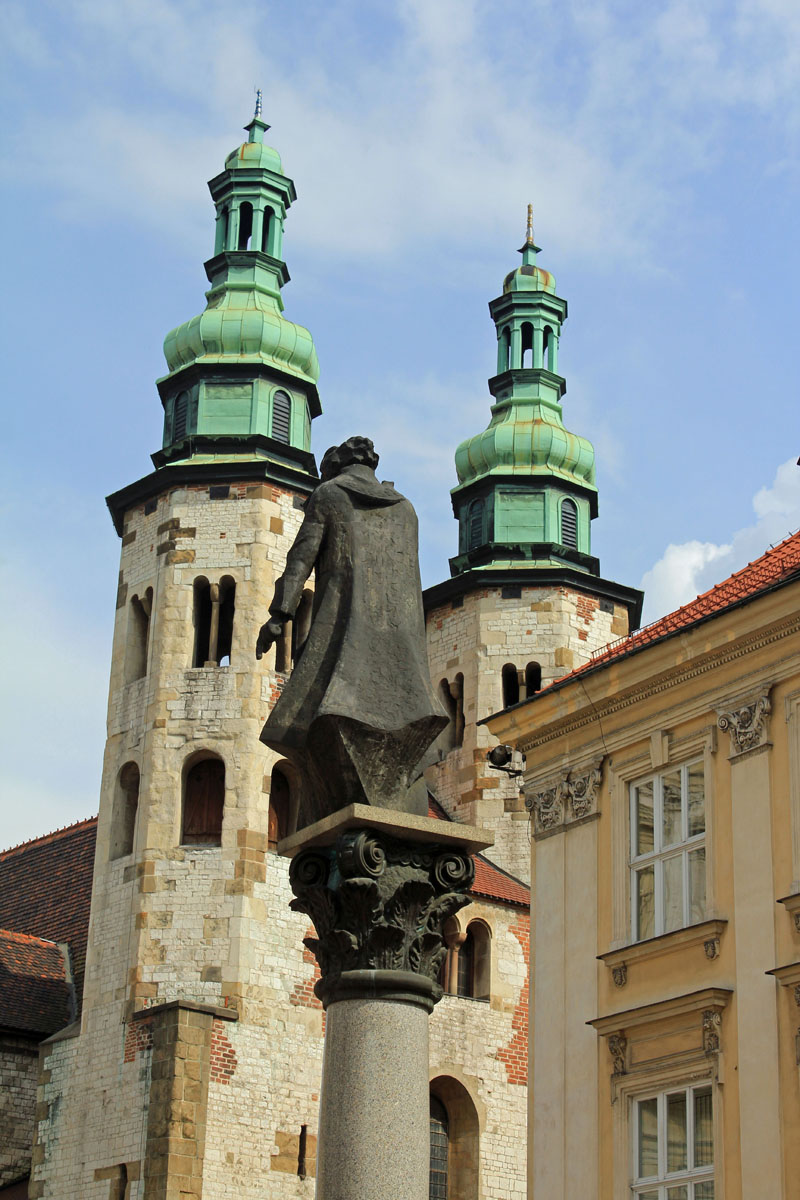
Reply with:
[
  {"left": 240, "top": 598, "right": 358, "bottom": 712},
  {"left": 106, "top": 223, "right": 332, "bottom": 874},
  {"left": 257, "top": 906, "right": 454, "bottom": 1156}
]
[{"left": 283, "top": 807, "right": 489, "bottom": 1200}]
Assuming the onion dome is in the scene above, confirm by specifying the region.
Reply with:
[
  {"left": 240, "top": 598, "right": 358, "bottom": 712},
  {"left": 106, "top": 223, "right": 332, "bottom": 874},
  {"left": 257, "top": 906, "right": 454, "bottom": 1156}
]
[{"left": 448, "top": 206, "right": 600, "bottom": 577}]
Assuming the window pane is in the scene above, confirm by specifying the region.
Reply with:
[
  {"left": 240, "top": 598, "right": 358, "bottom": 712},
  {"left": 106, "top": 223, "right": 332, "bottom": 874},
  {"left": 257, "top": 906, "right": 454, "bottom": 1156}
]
[
  {"left": 662, "top": 770, "right": 683, "bottom": 846},
  {"left": 636, "top": 866, "right": 655, "bottom": 940},
  {"left": 663, "top": 854, "right": 684, "bottom": 933},
  {"left": 666, "top": 1091, "right": 687, "bottom": 1172},
  {"left": 666, "top": 1188, "right": 688, "bottom": 1200},
  {"left": 637, "top": 1097, "right": 659, "bottom": 1178},
  {"left": 636, "top": 1192, "right": 659, "bottom": 1200},
  {"left": 689, "top": 848, "right": 706, "bottom": 925},
  {"left": 429, "top": 1097, "right": 448, "bottom": 1199},
  {"left": 688, "top": 762, "right": 705, "bottom": 836},
  {"left": 694, "top": 1183, "right": 714, "bottom": 1199},
  {"left": 636, "top": 781, "right": 655, "bottom": 855},
  {"left": 693, "top": 1087, "right": 713, "bottom": 1167}
]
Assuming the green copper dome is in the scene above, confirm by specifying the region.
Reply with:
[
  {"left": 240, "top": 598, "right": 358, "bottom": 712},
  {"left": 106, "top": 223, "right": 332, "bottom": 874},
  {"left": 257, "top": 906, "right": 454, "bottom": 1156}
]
[
  {"left": 225, "top": 139, "right": 283, "bottom": 174},
  {"left": 455, "top": 404, "right": 595, "bottom": 489},
  {"left": 154, "top": 99, "right": 322, "bottom": 468},
  {"left": 163, "top": 284, "right": 319, "bottom": 384},
  {"left": 449, "top": 209, "right": 600, "bottom": 577}
]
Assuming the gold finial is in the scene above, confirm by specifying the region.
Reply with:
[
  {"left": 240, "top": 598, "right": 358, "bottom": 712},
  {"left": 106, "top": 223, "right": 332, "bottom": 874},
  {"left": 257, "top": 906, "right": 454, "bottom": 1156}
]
[
  {"left": 526, "top": 203, "right": 534, "bottom": 244},
  {"left": 254, "top": 88, "right": 263, "bottom": 119}
]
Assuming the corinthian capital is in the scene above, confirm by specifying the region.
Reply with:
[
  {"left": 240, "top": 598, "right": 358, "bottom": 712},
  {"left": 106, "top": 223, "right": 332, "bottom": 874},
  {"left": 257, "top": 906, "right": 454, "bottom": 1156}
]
[{"left": 718, "top": 693, "right": 771, "bottom": 756}]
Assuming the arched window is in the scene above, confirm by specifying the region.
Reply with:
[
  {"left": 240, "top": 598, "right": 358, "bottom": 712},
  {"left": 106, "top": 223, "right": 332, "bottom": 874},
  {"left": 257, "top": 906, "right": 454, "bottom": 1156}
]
[
  {"left": 542, "top": 325, "right": 552, "bottom": 370},
  {"left": 429, "top": 1096, "right": 449, "bottom": 1200},
  {"left": 502, "top": 663, "right": 519, "bottom": 709},
  {"left": 525, "top": 661, "right": 542, "bottom": 697},
  {"left": 237, "top": 202, "right": 253, "bottom": 250},
  {"left": 173, "top": 390, "right": 189, "bottom": 443},
  {"left": 457, "top": 927, "right": 474, "bottom": 996},
  {"left": 429, "top": 1079, "right": 480, "bottom": 1200},
  {"left": 501, "top": 326, "right": 513, "bottom": 372},
  {"left": 271, "top": 390, "right": 292, "bottom": 443},
  {"left": 261, "top": 207, "right": 272, "bottom": 254},
  {"left": 561, "top": 498, "right": 578, "bottom": 548},
  {"left": 215, "top": 207, "right": 229, "bottom": 255},
  {"left": 468, "top": 499, "right": 484, "bottom": 551},
  {"left": 268, "top": 765, "right": 291, "bottom": 850},
  {"left": 110, "top": 762, "right": 139, "bottom": 860},
  {"left": 521, "top": 321, "right": 534, "bottom": 368},
  {"left": 217, "top": 576, "right": 236, "bottom": 666},
  {"left": 193, "top": 577, "right": 236, "bottom": 667},
  {"left": 125, "top": 588, "right": 152, "bottom": 683},
  {"left": 469, "top": 921, "right": 491, "bottom": 1000},
  {"left": 182, "top": 757, "right": 225, "bottom": 846}
]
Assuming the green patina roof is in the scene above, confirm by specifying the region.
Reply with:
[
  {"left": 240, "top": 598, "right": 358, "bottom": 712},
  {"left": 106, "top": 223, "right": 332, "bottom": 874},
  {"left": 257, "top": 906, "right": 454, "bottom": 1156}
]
[
  {"left": 454, "top": 402, "right": 596, "bottom": 490},
  {"left": 224, "top": 138, "right": 283, "bottom": 175}
]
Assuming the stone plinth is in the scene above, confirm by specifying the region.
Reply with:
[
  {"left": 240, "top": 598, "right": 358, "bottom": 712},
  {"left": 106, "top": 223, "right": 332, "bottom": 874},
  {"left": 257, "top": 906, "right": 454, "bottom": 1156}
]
[{"left": 281, "top": 806, "right": 491, "bottom": 1199}]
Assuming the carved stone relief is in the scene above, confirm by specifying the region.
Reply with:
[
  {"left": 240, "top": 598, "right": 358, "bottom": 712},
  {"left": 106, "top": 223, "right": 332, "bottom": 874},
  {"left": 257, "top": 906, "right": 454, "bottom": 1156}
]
[
  {"left": 612, "top": 963, "right": 627, "bottom": 988},
  {"left": 608, "top": 1033, "right": 627, "bottom": 1076},
  {"left": 717, "top": 693, "right": 771, "bottom": 757},
  {"left": 704, "top": 937, "right": 720, "bottom": 960},
  {"left": 525, "top": 760, "right": 603, "bottom": 836},
  {"left": 702, "top": 1009, "right": 722, "bottom": 1055}
]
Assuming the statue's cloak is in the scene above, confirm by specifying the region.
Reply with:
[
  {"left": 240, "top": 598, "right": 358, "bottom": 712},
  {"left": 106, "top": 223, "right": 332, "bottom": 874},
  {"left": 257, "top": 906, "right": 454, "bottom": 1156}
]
[{"left": 260, "top": 464, "right": 446, "bottom": 821}]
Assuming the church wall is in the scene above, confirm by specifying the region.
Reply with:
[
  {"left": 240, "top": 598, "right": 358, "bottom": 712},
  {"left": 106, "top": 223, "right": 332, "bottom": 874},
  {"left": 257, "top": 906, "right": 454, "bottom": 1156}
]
[
  {"left": 0, "top": 1035, "right": 39, "bottom": 1188},
  {"left": 425, "top": 583, "right": 628, "bottom": 882}
]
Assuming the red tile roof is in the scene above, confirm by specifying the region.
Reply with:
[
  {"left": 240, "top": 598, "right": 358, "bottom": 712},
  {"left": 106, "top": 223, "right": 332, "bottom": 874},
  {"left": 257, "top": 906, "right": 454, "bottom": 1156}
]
[
  {"left": 0, "top": 817, "right": 97, "bottom": 1012},
  {"left": 428, "top": 795, "right": 530, "bottom": 908},
  {"left": 553, "top": 529, "right": 800, "bottom": 688},
  {"left": 0, "top": 929, "right": 73, "bottom": 1036}
]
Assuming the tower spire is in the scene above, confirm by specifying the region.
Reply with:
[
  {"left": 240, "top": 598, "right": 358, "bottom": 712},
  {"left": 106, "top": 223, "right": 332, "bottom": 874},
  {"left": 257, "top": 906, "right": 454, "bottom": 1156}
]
[
  {"left": 519, "top": 201, "right": 541, "bottom": 266},
  {"left": 526, "top": 202, "right": 534, "bottom": 244}
]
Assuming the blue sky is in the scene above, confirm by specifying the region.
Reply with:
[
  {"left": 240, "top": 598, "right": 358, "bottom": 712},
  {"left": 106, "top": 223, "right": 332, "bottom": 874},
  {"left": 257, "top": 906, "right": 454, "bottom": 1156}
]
[{"left": 2, "top": 0, "right": 799, "bottom": 847}]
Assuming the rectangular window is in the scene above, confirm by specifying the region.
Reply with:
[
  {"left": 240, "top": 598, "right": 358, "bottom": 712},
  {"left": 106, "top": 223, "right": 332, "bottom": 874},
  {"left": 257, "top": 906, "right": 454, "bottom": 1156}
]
[
  {"left": 632, "top": 1085, "right": 714, "bottom": 1197},
  {"left": 630, "top": 762, "right": 705, "bottom": 940}
]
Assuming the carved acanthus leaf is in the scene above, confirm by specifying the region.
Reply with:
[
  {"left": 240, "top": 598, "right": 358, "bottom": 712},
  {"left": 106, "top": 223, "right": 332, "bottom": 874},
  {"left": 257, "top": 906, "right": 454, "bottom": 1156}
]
[{"left": 717, "top": 694, "right": 771, "bottom": 756}]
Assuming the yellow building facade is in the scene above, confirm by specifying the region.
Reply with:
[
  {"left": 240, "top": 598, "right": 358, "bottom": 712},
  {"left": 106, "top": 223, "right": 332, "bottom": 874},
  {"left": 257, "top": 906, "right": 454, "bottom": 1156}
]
[{"left": 488, "top": 531, "right": 800, "bottom": 1199}]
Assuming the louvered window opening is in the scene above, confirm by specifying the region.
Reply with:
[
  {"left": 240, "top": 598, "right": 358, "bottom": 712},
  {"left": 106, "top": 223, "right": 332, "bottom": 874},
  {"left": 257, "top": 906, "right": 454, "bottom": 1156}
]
[
  {"left": 561, "top": 499, "right": 578, "bottom": 548},
  {"left": 173, "top": 391, "right": 189, "bottom": 442},
  {"left": 272, "top": 391, "right": 291, "bottom": 443},
  {"left": 468, "top": 500, "right": 484, "bottom": 550},
  {"left": 429, "top": 1097, "right": 449, "bottom": 1199}
]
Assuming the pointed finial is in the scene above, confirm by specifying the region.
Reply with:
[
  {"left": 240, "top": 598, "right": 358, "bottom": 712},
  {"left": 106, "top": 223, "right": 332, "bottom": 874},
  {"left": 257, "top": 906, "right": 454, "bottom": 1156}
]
[
  {"left": 254, "top": 88, "right": 263, "bottom": 119},
  {"left": 526, "top": 203, "right": 534, "bottom": 245}
]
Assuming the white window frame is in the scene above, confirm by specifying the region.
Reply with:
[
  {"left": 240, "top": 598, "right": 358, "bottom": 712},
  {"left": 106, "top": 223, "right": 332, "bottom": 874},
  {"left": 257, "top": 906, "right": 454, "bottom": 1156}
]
[
  {"left": 629, "top": 760, "right": 706, "bottom": 942},
  {"left": 631, "top": 1083, "right": 715, "bottom": 1198}
]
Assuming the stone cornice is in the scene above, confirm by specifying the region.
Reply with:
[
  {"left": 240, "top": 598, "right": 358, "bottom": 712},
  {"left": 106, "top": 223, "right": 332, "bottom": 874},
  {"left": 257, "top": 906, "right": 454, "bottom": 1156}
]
[
  {"left": 598, "top": 919, "right": 728, "bottom": 987},
  {"left": 588, "top": 987, "right": 733, "bottom": 1037},
  {"left": 777, "top": 892, "right": 800, "bottom": 935},
  {"left": 514, "top": 611, "right": 800, "bottom": 755}
]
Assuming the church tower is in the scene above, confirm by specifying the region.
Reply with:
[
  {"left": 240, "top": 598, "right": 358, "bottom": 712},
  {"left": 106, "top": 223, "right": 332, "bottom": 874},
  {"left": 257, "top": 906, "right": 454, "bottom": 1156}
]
[
  {"left": 31, "top": 103, "right": 330, "bottom": 1199},
  {"left": 424, "top": 211, "right": 642, "bottom": 881}
]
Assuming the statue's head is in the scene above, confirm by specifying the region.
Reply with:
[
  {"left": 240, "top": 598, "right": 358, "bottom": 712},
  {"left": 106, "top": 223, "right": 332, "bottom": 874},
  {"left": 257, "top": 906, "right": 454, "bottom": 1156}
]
[{"left": 320, "top": 436, "right": 380, "bottom": 481}]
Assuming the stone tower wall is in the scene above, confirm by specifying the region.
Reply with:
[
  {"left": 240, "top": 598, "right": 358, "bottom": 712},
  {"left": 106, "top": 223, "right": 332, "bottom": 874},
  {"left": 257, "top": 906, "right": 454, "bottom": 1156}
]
[
  {"left": 31, "top": 478, "right": 529, "bottom": 1200},
  {"left": 425, "top": 583, "right": 629, "bottom": 882}
]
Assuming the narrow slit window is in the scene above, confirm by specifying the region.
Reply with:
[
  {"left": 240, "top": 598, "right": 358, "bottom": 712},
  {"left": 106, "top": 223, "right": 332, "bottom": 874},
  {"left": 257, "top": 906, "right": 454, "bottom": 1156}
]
[
  {"left": 268, "top": 765, "right": 291, "bottom": 850},
  {"left": 125, "top": 589, "right": 152, "bottom": 683},
  {"left": 457, "top": 928, "right": 474, "bottom": 996},
  {"left": 217, "top": 577, "right": 236, "bottom": 666},
  {"left": 429, "top": 1096, "right": 449, "bottom": 1200},
  {"left": 525, "top": 661, "right": 542, "bottom": 697},
  {"left": 262, "top": 208, "right": 272, "bottom": 253},
  {"left": 192, "top": 578, "right": 212, "bottom": 668},
  {"left": 521, "top": 322, "right": 533, "bottom": 368},
  {"left": 271, "top": 390, "right": 291, "bottom": 443}
]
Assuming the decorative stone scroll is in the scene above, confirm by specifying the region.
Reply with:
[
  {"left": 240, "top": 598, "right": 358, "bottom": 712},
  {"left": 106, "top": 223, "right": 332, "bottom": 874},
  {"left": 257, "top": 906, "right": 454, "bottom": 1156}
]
[
  {"left": 288, "top": 829, "right": 474, "bottom": 1009},
  {"left": 717, "top": 693, "right": 771, "bottom": 757},
  {"left": 702, "top": 1009, "right": 722, "bottom": 1055},
  {"left": 608, "top": 1033, "right": 627, "bottom": 1076},
  {"left": 612, "top": 963, "right": 628, "bottom": 988},
  {"left": 525, "top": 761, "right": 603, "bottom": 836}
]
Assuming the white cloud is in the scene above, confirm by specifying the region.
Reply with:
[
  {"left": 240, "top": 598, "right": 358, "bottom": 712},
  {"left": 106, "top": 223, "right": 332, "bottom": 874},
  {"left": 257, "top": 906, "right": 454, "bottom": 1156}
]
[
  {"left": 6, "top": 0, "right": 800, "bottom": 268},
  {"left": 640, "top": 457, "right": 800, "bottom": 623}
]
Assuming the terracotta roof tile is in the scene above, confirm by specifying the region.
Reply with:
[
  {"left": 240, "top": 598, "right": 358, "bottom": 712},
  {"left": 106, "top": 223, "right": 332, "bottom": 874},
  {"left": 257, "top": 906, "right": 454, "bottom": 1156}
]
[
  {"left": 552, "top": 529, "right": 800, "bottom": 688},
  {"left": 0, "top": 929, "right": 73, "bottom": 1036},
  {"left": 428, "top": 795, "right": 530, "bottom": 908},
  {"left": 0, "top": 817, "right": 97, "bottom": 1012}
]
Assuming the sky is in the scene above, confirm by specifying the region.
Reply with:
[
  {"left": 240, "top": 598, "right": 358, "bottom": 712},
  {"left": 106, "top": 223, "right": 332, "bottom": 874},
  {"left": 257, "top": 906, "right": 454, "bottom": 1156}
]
[{"left": 1, "top": 0, "right": 799, "bottom": 848}]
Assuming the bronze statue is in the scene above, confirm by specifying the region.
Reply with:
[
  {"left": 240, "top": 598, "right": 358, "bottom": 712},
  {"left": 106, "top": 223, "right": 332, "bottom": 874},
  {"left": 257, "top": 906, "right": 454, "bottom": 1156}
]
[{"left": 256, "top": 436, "right": 447, "bottom": 829}]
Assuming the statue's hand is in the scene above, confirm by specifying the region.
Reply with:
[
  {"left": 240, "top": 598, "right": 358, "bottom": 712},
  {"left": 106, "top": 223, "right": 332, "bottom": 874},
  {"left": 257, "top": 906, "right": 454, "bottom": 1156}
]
[{"left": 255, "top": 619, "right": 285, "bottom": 660}]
